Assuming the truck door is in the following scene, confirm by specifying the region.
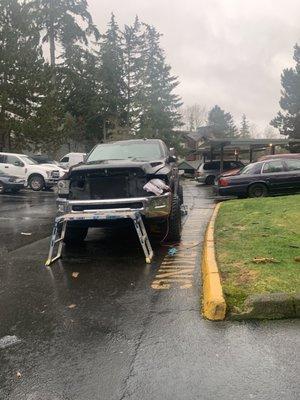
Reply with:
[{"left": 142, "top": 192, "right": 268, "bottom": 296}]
[{"left": 5, "top": 155, "right": 26, "bottom": 178}]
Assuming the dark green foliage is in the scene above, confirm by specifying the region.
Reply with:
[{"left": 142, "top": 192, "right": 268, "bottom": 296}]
[
  {"left": 29, "top": 0, "right": 99, "bottom": 66},
  {"left": 98, "top": 14, "right": 127, "bottom": 141},
  {"left": 123, "top": 16, "right": 144, "bottom": 131},
  {"left": 1, "top": 4, "right": 182, "bottom": 154},
  {"left": 0, "top": 0, "right": 46, "bottom": 150},
  {"left": 271, "top": 44, "right": 300, "bottom": 151},
  {"left": 59, "top": 44, "right": 103, "bottom": 147},
  {"left": 208, "top": 105, "right": 238, "bottom": 138},
  {"left": 138, "top": 24, "right": 182, "bottom": 137}
]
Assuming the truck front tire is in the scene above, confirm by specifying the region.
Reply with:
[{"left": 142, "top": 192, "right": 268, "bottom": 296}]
[
  {"left": 29, "top": 174, "right": 45, "bottom": 191},
  {"left": 166, "top": 195, "right": 182, "bottom": 242},
  {"left": 178, "top": 184, "right": 184, "bottom": 205}
]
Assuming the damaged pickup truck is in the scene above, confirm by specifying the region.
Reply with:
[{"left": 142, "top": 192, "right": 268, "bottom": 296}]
[{"left": 57, "top": 139, "right": 183, "bottom": 244}]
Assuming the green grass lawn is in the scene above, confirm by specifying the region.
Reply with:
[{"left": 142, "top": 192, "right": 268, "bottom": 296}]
[{"left": 215, "top": 194, "right": 300, "bottom": 312}]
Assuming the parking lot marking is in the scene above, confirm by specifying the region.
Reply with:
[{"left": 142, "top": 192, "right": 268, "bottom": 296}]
[{"left": 151, "top": 213, "right": 201, "bottom": 290}]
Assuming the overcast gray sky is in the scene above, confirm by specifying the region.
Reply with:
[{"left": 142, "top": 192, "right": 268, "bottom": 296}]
[{"left": 88, "top": 0, "right": 300, "bottom": 130}]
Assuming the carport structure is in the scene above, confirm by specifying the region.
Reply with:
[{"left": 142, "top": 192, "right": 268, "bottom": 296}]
[{"left": 196, "top": 138, "right": 300, "bottom": 173}]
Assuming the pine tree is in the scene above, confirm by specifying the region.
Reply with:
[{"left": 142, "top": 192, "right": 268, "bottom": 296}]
[
  {"left": 98, "top": 14, "right": 126, "bottom": 141},
  {"left": 59, "top": 44, "right": 103, "bottom": 147},
  {"left": 239, "top": 114, "right": 251, "bottom": 138},
  {"left": 208, "top": 105, "right": 237, "bottom": 138},
  {"left": 123, "top": 16, "right": 144, "bottom": 132},
  {"left": 138, "top": 24, "right": 182, "bottom": 138},
  {"left": 0, "top": 0, "right": 47, "bottom": 151},
  {"left": 271, "top": 44, "right": 300, "bottom": 152},
  {"left": 29, "top": 0, "right": 99, "bottom": 85}
]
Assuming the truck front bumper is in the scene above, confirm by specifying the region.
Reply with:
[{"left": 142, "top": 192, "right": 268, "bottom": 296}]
[
  {"left": 45, "top": 178, "right": 60, "bottom": 188},
  {"left": 56, "top": 192, "right": 172, "bottom": 219}
]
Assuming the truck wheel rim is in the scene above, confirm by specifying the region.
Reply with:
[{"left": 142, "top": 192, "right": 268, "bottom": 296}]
[{"left": 31, "top": 178, "right": 42, "bottom": 190}]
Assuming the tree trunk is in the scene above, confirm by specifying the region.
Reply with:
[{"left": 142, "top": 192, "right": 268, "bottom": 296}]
[
  {"left": 126, "top": 48, "right": 131, "bottom": 129},
  {"left": 49, "top": 0, "right": 56, "bottom": 85}
]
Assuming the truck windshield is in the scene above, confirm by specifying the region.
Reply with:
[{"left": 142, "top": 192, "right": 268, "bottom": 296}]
[{"left": 87, "top": 142, "right": 164, "bottom": 162}]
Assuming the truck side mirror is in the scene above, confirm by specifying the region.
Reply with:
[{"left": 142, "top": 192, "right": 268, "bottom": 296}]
[
  {"left": 14, "top": 161, "right": 24, "bottom": 167},
  {"left": 167, "top": 155, "right": 177, "bottom": 163}
]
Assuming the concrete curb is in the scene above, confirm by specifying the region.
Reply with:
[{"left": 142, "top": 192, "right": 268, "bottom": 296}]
[{"left": 201, "top": 203, "right": 226, "bottom": 321}]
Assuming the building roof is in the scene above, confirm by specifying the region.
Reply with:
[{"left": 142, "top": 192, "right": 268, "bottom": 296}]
[
  {"left": 196, "top": 137, "right": 300, "bottom": 154},
  {"left": 185, "top": 126, "right": 214, "bottom": 143},
  {"left": 178, "top": 160, "right": 201, "bottom": 170}
]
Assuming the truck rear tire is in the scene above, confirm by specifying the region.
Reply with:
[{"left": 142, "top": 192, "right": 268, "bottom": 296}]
[{"left": 166, "top": 195, "right": 182, "bottom": 242}]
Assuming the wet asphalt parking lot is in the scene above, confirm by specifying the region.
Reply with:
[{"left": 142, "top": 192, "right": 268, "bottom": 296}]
[{"left": 0, "top": 181, "right": 299, "bottom": 400}]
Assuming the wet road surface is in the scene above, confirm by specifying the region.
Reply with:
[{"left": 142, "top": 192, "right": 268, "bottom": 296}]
[{"left": 0, "top": 182, "right": 299, "bottom": 400}]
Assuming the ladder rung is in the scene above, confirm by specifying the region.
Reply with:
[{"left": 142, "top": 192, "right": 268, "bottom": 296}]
[{"left": 54, "top": 238, "right": 63, "bottom": 244}]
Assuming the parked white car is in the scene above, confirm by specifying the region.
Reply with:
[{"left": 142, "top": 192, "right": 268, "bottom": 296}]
[
  {"left": 59, "top": 152, "right": 86, "bottom": 169},
  {"left": 0, "top": 152, "right": 66, "bottom": 191}
]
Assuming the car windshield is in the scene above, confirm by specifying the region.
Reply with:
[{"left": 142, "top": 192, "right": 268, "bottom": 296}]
[
  {"left": 19, "top": 155, "right": 37, "bottom": 165},
  {"left": 87, "top": 142, "right": 164, "bottom": 162},
  {"left": 240, "top": 163, "right": 262, "bottom": 175}
]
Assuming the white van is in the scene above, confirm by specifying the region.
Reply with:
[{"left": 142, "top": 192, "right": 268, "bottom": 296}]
[
  {"left": 59, "top": 152, "right": 86, "bottom": 169},
  {"left": 0, "top": 152, "right": 66, "bottom": 191}
]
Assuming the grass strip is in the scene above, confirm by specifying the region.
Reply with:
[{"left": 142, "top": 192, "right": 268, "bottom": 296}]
[{"left": 215, "top": 194, "right": 300, "bottom": 312}]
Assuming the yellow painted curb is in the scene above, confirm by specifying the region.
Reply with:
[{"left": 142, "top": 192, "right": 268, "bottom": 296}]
[{"left": 201, "top": 203, "right": 226, "bottom": 320}]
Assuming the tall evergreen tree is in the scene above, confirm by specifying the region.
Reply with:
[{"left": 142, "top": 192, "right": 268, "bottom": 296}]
[
  {"left": 98, "top": 14, "right": 126, "bottom": 141},
  {"left": 239, "top": 114, "right": 251, "bottom": 138},
  {"left": 59, "top": 44, "right": 103, "bottom": 147},
  {"left": 208, "top": 105, "right": 237, "bottom": 138},
  {"left": 0, "top": 0, "right": 47, "bottom": 151},
  {"left": 138, "top": 24, "right": 182, "bottom": 138},
  {"left": 271, "top": 44, "right": 300, "bottom": 151},
  {"left": 29, "top": 0, "right": 99, "bottom": 84},
  {"left": 123, "top": 16, "right": 144, "bottom": 132}
]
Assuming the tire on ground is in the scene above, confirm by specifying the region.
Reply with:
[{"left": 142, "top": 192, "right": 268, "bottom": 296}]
[
  {"left": 29, "top": 174, "right": 45, "bottom": 191},
  {"left": 63, "top": 225, "right": 88, "bottom": 245},
  {"left": 248, "top": 183, "right": 268, "bottom": 198},
  {"left": 178, "top": 184, "right": 184, "bottom": 205},
  {"left": 166, "top": 194, "right": 182, "bottom": 242},
  {"left": 0, "top": 181, "right": 5, "bottom": 194},
  {"left": 205, "top": 175, "right": 215, "bottom": 185}
]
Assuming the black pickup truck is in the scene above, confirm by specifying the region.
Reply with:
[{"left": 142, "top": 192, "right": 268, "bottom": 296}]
[{"left": 57, "top": 139, "right": 183, "bottom": 243}]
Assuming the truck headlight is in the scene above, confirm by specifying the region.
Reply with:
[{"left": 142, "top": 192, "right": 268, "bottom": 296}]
[
  {"left": 57, "top": 180, "right": 70, "bottom": 194},
  {"left": 46, "top": 170, "right": 51, "bottom": 178}
]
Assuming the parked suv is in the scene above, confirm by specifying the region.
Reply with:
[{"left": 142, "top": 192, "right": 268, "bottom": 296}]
[
  {"left": 196, "top": 160, "right": 245, "bottom": 185},
  {"left": 57, "top": 139, "right": 183, "bottom": 244},
  {"left": 0, "top": 153, "right": 65, "bottom": 191}
]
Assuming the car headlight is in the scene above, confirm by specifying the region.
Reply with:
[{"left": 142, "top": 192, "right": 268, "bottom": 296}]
[
  {"left": 46, "top": 170, "right": 52, "bottom": 178},
  {"left": 57, "top": 180, "right": 70, "bottom": 195}
]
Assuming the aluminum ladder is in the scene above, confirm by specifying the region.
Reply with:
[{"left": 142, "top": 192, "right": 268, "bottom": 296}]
[{"left": 45, "top": 210, "right": 154, "bottom": 266}]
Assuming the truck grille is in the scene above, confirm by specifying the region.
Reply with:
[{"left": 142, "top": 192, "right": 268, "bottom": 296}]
[
  {"left": 71, "top": 202, "right": 144, "bottom": 212},
  {"left": 51, "top": 170, "right": 60, "bottom": 179},
  {"left": 90, "top": 176, "right": 128, "bottom": 199},
  {"left": 70, "top": 168, "right": 149, "bottom": 200}
]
